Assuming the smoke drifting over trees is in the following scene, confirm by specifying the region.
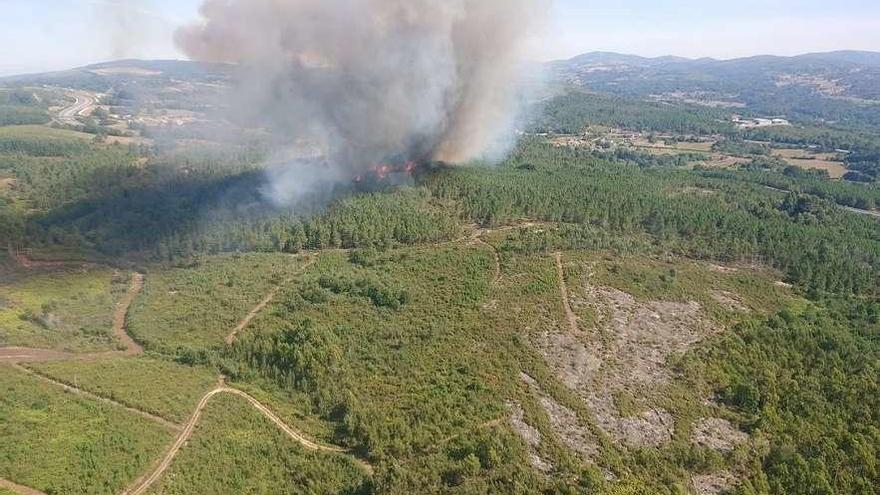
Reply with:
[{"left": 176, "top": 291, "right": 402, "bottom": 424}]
[{"left": 175, "top": 0, "right": 544, "bottom": 203}]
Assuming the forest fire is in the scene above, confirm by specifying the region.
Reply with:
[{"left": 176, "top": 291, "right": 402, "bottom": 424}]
[
  {"left": 176, "top": 0, "right": 540, "bottom": 204},
  {"left": 355, "top": 160, "right": 419, "bottom": 183}
]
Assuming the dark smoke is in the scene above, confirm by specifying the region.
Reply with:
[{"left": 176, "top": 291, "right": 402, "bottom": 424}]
[{"left": 175, "top": 0, "right": 545, "bottom": 204}]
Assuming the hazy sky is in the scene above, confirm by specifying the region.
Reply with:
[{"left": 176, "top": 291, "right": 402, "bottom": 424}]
[{"left": 1, "top": 0, "right": 879, "bottom": 76}]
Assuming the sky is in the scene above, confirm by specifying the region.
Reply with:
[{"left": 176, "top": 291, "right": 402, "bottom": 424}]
[{"left": 1, "top": 0, "right": 879, "bottom": 76}]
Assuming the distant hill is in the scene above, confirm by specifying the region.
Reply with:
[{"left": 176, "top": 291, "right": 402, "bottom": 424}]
[
  {"left": 5, "top": 52, "right": 880, "bottom": 131},
  {"left": 0, "top": 59, "right": 232, "bottom": 91},
  {"left": 548, "top": 50, "right": 880, "bottom": 130}
]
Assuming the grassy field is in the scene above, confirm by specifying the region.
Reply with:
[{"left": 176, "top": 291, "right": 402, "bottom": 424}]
[
  {"left": 128, "top": 253, "right": 312, "bottom": 354},
  {"left": 0, "top": 365, "right": 173, "bottom": 494},
  {"left": 27, "top": 357, "right": 219, "bottom": 423},
  {"left": 0, "top": 124, "right": 92, "bottom": 141},
  {"left": 146, "top": 393, "right": 370, "bottom": 495},
  {"left": 770, "top": 148, "right": 848, "bottom": 178},
  {"left": 0, "top": 267, "right": 127, "bottom": 351}
]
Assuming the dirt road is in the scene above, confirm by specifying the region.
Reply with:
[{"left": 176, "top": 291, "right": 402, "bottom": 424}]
[
  {"left": 113, "top": 273, "right": 144, "bottom": 355},
  {"left": 0, "top": 272, "right": 145, "bottom": 363},
  {"left": 555, "top": 252, "right": 580, "bottom": 334},
  {"left": 225, "top": 259, "right": 316, "bottom": 345},
  {"left": 0, "top": 347, "right": 76, "bottom": 363},
  {"left": 0, "top": 478, "right": 47, "bottom": 495},
  {"left": 124, "top": 384, "right": 369, "bottom": 495}
]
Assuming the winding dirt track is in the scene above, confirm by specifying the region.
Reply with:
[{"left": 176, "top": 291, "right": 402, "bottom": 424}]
[
  {"left": 555, "top": 252, "right": 580, "bottom": 334},
  {"left": 0, "top": 478, "right": 47, "bottom": 495},
  {"left": 225, "top": 258, "right": 316, "bottom": 345},
  {"left": 3, "top": 237, "right": 524, "bottom": 493},
  {"left": 123, "top": 385, "right": 370, "bottom": 495},
  {"left": 3, "top": 266, "right": 368, "bottom": 494},
  {"left": 113, "top": 273, "right": 144, "bottom": 355},
  {"left": 474, "top": 234, "right": 502, "bottom": 284}
]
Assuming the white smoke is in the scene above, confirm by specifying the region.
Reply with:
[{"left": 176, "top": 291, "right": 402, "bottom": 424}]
[{"left": 176, "top": 0, "right": 546, "bottom": 204}]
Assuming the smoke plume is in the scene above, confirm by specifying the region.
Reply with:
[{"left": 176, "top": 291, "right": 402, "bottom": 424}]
[{"left": 175, "top": 0, "right": 544, "bottom": 203}]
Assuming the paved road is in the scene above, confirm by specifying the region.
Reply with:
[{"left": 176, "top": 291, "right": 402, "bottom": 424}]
[
  {"left": 764, "top": 185, "right": 880, "bottom": 219},
  {"left": 56, "top": 90, "right": 97, "bottom": 126}
]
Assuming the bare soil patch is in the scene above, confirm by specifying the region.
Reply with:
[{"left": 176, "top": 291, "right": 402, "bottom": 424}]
[
  {"left": 711, "top": 290, "right": 748, "bottom": 312},
  {"left": 113, "top": 273, "right": 144, "bottom": 355},
  {"left": 771, "top": 149, "right": 847, "bottom": 178},
  {"left": 518, "top": 372, "right": 598, "bottom": 463},
  {"left": 538, "top": 395, "right": 600, "bottom": 459},
  {"left": 538, "top": 257, "right": 719, "bottom": 448},
  {"left": 692, "top": 471, "right": 738, "bottom": 495},
  {"left": 507, "top": 400, "right": 554, "bottom": 473},
  {"left": 691, "top": 418, "right": 748, "bottom": 453},
  {"left": 708, "top": 264, "right": 738, "bottom": 274}
]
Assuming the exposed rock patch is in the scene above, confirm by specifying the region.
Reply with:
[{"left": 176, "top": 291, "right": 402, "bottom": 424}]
[
  {"left": 692, "top": 471, "right": 738, "bottom": 495},
  {"left": 711, "top": 290, "right": 748, "bottom": 312},
  {"left": 691, "top": 418, "right": 748, "bottom": 452},
  {"left": 507, "top": 400, "right": 554, "bottom": 473},
  {"left": 518, "top": 372, "right": 599, "bottom": 463},
  {"left": 537, "top": 259, "right": 720, "bottom": 448},
  {"left": 539, "top": 395, "right": 599, "bottom": 460}
]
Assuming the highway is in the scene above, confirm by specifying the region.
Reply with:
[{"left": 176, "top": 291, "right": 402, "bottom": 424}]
[{"left": 55, "top": 89, "right": 97, "bottom": 126}]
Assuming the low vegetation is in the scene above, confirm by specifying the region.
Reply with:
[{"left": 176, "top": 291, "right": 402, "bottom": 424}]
[
  {"left": 0, "top": 267, "right": 126, "bottom": 351},
  {"left": 27, "top": 357, "right": 218, "bottom": 423},
  {"left": 127, "top": 253, "right": 312, "bottom": 355},
  {"left": 145, "top": 393, "right": 370, "bottom": 495},
  {"left": 0, "top": 365, "right": 172, "bottom": 494},
  {"left": 1, "top": 69, "right": 878, "bottom": 494}
]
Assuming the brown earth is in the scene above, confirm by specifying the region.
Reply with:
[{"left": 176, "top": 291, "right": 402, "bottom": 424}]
[{"left": 113, "top": 273, "right": 144, "bottom": 354}]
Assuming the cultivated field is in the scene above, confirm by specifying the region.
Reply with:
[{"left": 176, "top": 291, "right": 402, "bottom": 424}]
[{"left": 771, "top": 148, "right": 848, "bottom": 178}]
